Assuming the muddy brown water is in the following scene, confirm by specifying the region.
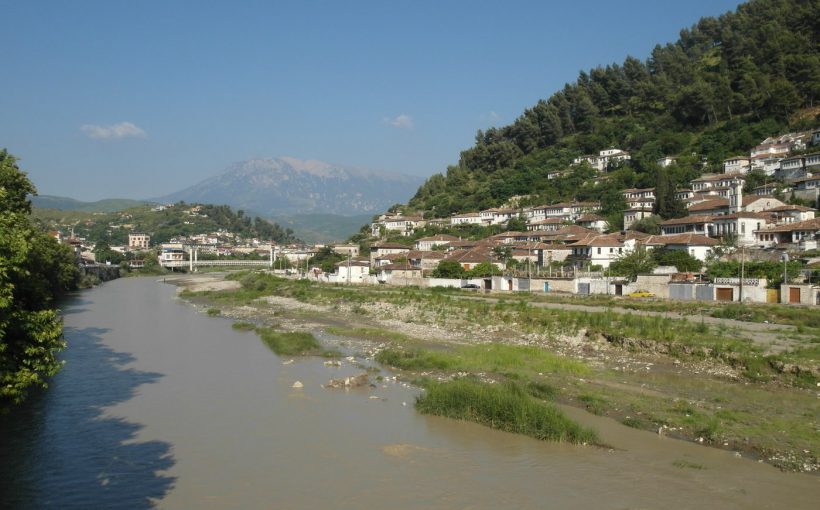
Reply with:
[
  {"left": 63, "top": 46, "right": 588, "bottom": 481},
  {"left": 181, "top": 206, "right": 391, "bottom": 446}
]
[{"left": 1, "top": 277, "right": 817, "bottom": 509}]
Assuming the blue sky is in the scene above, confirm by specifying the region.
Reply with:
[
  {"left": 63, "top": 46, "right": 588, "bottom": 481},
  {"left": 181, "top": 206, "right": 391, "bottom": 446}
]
[{"left": 1, "top": 0, "right": 742, "bottom": 201}]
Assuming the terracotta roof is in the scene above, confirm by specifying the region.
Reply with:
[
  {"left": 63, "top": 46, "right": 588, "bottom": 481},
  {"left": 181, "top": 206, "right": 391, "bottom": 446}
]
[
  {"left": 406, "top": 250, "right": 445, "bottom": 259},
  {"left": 372, "top": 243, "right": 411, "bottom": 250},
  {"left": 763, "top": 205, "right": 816, "bottom": 213},
  {"left": 711, "top": 211, "right": 770, "bottom": 220},
  {"left": 661, "top": 215, "right": 714, "bottom": 225},
  {"left": 379, "top": 262, "right": 421, "bottom": 271},
  {"left": 642, "top": 233, "right": 719, "bottom": 246},
  {"left": 528, "top": 217, "right": 565, "bottom": 225},
  {"left": 743, "top": 195, "right": 779, "bottom": 206},
  {"left": 444, "top": 247, "right": 499, "bottom": 264},
  {"left": 335, "top": 260, "right": 370, "bottom": 267},
  {"left": 416, "top": 234, "right": 460, "bottom": 242},
  {"left": 688, "top": 199, "right": 729, "bottom": 212},
  {"left": 569, "top": 234, "right": 623, "bottom": 248},
  {"left": 756, "top": 218, "right": 820, "bottom": 233},
  {"left": 577, "top": 214, "right": 605, "bottom": 222}
]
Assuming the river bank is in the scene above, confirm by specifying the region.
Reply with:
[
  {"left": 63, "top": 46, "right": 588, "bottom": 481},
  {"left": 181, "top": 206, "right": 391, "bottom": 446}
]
[{"left": 171, "top": 271, "right": 819, "bottom": 474}]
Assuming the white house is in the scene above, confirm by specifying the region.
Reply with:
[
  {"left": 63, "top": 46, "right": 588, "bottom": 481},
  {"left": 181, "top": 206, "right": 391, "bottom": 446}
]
[
  {"left": 710, "top": 212, "right": 770, "bottom": 246},
  {"left": 479, "top": 207, "right": 518, "bottom": 225},
  {"left": 642, "top": 233, "right": 718, "bottom": 262},
  {"left": 415, "top": 234, "right": 460, "bottom": 251},
  {"left": 723, "top": 156, "right": 751, "bottom": 174},
  {"left": 763, "top": 205, "right": 816, "bottom": 223},
  {"left": 369, "top": 243, "right": 410, "bottom": 266},
  {"left": 331, "top": 259, "right": 370, "bottom": 283},
  {"left": 572, "top": 148, "right": 630, "bottom": 172},
  {"left": 576, "top": 214, "right": 607, "bottom": 233},
  {"left": 624, "top": 207, "right": 653, "bottom": 230},
  {"left": 660, "top": 215, "right": 714, "bottom": 236},
  {"left": 755, "top": 218, "right": 820, "bottom": 249},
  {"left": 450, "top": 212, "right": 483, "bottom": 226},
  {"left": 657, "top": 156, "right": 676, "bottom": 168},
  {"left": 777, "top": 156, "right": 806, "bottom": 181}
]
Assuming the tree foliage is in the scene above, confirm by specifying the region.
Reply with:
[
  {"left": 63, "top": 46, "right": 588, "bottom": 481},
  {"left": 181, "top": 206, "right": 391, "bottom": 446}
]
[
  {"left": 608, "top": 245, "right": 658, "bottom": 281},
  {"left": 407, "top": 0, "right": 820, "bottom": 217},
  {"left": 1, "top": 150, "right": 80, "bottom": 409},
  {"left": 432, "top": 259, "right": 466, "bottom": 278}
]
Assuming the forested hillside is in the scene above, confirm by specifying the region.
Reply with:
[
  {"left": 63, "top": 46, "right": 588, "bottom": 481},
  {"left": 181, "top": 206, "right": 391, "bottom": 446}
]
[
  {"left": 409, "top": 0, "right": 819, "bottom": 224},
  {"left": 34, "top": 202, "right": 301, "bottom": 246}
]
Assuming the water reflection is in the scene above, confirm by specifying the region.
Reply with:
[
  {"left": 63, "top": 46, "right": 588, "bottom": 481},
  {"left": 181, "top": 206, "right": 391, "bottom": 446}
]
[{"left": 0, "top": 326, "right": 175, "bottom": 509}]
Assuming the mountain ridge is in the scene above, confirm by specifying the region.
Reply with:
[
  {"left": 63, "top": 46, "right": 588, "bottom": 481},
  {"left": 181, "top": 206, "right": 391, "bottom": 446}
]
[{"left": 154, "top": 157, "right": 425, "bottom": 218}]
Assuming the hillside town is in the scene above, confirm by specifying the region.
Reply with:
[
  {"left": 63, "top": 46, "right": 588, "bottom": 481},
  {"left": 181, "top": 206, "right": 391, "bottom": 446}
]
[
  {"left": 46, "top": 130, "right": 820, "bottom": 306},
  {"left": 358, "top": 128, "right": 820, "bottom": 305}
]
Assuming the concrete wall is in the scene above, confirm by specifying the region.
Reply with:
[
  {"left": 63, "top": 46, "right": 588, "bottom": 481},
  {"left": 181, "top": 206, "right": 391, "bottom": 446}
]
[
  {"left": 781, "top": 284, "right": 820, "bottom": 305},
  {"left": 624, "top": 274, "right": 672, "bottom": 299},
  {"left": 533, "top": 278, "right": 576, "bottom": 294}
]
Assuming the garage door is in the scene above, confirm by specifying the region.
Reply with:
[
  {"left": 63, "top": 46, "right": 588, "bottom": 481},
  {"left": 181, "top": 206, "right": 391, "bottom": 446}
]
[{"left": 716, "top": 287, "right": 733, "bottom": 302}]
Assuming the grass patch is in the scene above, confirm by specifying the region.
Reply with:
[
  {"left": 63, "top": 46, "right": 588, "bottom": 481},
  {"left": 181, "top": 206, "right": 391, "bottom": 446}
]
[
  {"left": 376, "top": 348, "right": 453, "bottom": 370},
  {"left": 415, "top": 378, "right": 597, "bottom": 444},
  {"left": 326, "top": 326, "right": 420, "bottom": 344},
  {"left": 578, "top": 393, "right": 609, "bottom": 415},
  {"left": 232, "top": 321, "right": 256, "bottom": 331},
  {"left": 376, "top": 344, "right": 588, "bottom": 377},
  {"left": 672, "top": 459, "right": 705, "bottom": 470},
  {"left": 206, "top": 308, "right": 221, "bottom": 316},
  {"left": 256, "top": 327, "right": 321, "bottom": 356}
]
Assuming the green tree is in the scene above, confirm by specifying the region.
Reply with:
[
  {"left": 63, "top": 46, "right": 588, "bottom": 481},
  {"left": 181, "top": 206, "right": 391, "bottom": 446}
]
[
  {"left": 467, "top": 262, "right": 503, "bottom": 278},
  {"left": 432, "top": 259, "right": 466, "bottom": 278},
  {"left": 308, "top": 246, "right": 345, "bottom": 273},
  {"left": 652, "top": 248, "right": 702, "bottom": 272},
  {"left": 608, "top": 245, "right": 657, "bottom": 281},
  {"left": 1, "top": 151, "right": 79, "bottom": 409}
]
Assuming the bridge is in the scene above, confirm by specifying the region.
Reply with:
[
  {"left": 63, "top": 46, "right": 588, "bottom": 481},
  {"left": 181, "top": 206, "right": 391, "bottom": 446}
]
[
  {"left": 160, "top": 259, "right": 273, "bottom": 269},
  {"left": 159, "top": 244, "right": 277, "bottom": 271}
]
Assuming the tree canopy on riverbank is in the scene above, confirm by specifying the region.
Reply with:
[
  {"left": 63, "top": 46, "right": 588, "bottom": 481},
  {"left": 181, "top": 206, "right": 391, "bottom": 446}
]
[{"left": 0, "top": 150, "right": 80, "bottom": 410}]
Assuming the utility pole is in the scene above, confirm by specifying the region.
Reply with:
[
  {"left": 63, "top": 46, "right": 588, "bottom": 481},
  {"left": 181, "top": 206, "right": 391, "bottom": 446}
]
[
  {"left": 739, "top": 246, "right": 745, "bottom": 302},
  {"left": 347, "top": 251, "right": 351, "bottom": 285}
]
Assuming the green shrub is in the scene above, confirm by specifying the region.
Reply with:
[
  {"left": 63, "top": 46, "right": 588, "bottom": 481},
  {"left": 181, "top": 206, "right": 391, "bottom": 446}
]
[
  {"left": 415, "top": 379, "right": 597, "bottom": 444},
  {"left": 256, "top": 328, "right": 321, "bottom": 355}
]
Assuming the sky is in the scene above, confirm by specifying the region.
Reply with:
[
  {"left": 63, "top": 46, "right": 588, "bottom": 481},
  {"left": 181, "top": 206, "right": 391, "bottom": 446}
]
[{"left": 1, "top": 0, "right": 743, "bottom": 201}]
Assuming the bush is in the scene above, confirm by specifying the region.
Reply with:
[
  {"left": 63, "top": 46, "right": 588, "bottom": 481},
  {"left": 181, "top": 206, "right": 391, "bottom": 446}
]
[
  {"left": 256, "top": 328, "right": 321, "bottom": 355},
  {"left": 415, "top": 379, "right": 597, "bottom": 444}
]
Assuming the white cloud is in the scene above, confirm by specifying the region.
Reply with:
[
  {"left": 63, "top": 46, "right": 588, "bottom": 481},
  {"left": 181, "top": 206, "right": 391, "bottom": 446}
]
[
  {"left": 81, "top": 121, "right": 146, "bottom": 140},
  {"left": 384, "top": 114, "right": 414, "bottom": 129}
]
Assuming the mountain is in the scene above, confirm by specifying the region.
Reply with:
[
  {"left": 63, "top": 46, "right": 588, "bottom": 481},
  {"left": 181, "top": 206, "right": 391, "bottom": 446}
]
[
  {"left": 408, "top": 0, "right": 820, "bottom": 225},
  {"left": 30, "top": 195, "right": 148, "bottom": 213},
  {"left": 272, "top": 213, "right": 374, "bottom": 244},
  {"left": 155, "top": 157, "right": 425, "bottom": 217}
]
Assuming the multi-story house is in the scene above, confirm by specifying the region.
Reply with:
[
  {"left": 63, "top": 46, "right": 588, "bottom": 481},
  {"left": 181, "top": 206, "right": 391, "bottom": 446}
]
[
  {"left": 414, "top": 234, "right": 460, "bottom": 251},
  {"left": 723, "top": 156, "right": 751, "bottom": 174},
  {"left": 710, "top": 212, "right": 771, "bottom": 246},
  {"left": 479, "top": 207, "right": 518, "bottom": 225},
  {"left": 623, "top": 207, "right": 653, "bottom": 230},
  {"left": 755, "top": 218, "right": 820, "bottom": 249},
  {"left": 450, "top": 212, "right": 483, "bottom": 226},
  {"left": 128, "top": 232, "right": 150, "bottom": 250},
  {"left": 656, "top": 156, "right": 676, "bottom": 168},
  {"left": 660, "top": 216, "right": 714, "bottom": 237},
  {"left": 776, "top": 156, "right": 806, "bottom": 181},
  {"left": 572, "top": 148, "right": 631, "bottom": 172}
]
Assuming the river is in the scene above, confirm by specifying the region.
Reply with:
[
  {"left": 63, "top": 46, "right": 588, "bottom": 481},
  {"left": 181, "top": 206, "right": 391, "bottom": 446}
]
[{"left": 1, "top": 277, "right": 817, "bottom": 509}]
